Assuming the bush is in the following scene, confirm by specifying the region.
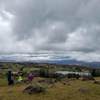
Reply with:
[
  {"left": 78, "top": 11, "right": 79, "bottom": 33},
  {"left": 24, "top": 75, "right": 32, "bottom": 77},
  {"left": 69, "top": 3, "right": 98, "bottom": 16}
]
[
  {"left": 67, "top": 74, "right": 80, "bottom": 79},
  {"left": 39, "top": 68, "right": 49, "bottom": 77},
  {"left": 91, "top": 69, "right": 100, "bottom": 77}
]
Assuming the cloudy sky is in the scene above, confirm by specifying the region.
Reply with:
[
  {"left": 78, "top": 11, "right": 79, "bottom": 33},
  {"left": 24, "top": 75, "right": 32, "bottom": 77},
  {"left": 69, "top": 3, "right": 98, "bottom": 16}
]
[{"left": 0, "top": 0, "right": 100, "bottom": 62}]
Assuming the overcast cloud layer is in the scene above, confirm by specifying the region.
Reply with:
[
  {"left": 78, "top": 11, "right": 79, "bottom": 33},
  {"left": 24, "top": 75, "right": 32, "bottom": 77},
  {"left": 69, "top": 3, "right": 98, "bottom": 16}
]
[{"left": 0, "top": 0, "right": 100, "bottom": 62}]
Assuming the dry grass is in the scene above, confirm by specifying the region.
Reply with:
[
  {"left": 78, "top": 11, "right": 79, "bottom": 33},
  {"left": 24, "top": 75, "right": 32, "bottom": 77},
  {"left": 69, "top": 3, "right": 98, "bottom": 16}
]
[{"left": 0, "top": 77, "right": 100, "bottom": 100}]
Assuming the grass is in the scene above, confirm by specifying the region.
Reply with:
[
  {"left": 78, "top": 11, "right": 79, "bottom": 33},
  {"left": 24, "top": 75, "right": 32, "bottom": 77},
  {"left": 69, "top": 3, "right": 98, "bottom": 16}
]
[{"left": 0, "top": 77, "right": 100, "bottom": 100}]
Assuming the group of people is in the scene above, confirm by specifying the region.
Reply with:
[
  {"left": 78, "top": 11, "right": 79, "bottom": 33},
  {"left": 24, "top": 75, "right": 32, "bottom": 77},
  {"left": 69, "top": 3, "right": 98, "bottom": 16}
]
[{"left": 6, "top": 70, "right": 34, "bottom": 85}]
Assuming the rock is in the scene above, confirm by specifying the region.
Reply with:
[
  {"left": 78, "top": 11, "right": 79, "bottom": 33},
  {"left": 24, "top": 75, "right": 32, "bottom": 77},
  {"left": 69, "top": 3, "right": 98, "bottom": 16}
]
[
  {"left": 94, "top": 80, "right": 100, "bottom": 85},
  {"left": 23, "top": 85, "right": 46, "bottom": 94},
  {"left": 81, "top": 76, "right": 95, "bottom": 81},
  {"left": 78, "top": 88, "right": 90, "bottom": 93}
]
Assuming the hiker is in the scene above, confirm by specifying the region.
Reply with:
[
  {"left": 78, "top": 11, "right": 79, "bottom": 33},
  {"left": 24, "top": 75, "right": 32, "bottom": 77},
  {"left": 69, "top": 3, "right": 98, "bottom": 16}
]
[
  {"left": 28, "top": 73, "right": 34, "bottom": 83},
  {"left": 18, "top": 75, "right": 23, "bottom": 82},
  {"left": 7, "top": 70, "right": 14, "bottom": 85}
]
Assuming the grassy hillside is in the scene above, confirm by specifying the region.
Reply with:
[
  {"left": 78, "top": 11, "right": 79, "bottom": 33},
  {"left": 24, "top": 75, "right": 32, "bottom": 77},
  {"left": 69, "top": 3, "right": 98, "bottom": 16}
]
[
  {"left": 0, "top": 77, "right": 100, "bottom": 100},
  {"left": 0, "top": 62, "right": 100, "bottom": 100}
]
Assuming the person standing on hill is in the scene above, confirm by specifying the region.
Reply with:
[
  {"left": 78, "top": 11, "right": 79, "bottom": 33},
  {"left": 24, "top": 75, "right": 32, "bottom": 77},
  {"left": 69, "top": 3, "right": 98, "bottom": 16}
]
[
  {"left": 7, "top": 70, "right": 14, "bottom": 85},
  {"left": 18, "top": 75, "right": 23, "bottom": 82},
  {"left": 28, "top": 73, "right": 34, "bottom": 83}
]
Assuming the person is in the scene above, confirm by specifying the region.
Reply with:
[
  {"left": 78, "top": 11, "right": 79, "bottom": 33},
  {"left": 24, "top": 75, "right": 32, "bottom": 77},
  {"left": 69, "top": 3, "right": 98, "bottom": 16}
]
[
  {"left": 7, "top": 70, "right": 14, "bottom": 85},
  {"left": 28, "top": 73, "right": 34, "bottom": 83},
  {"left": 18, "top": 75, "right": 23, "bottom": 82}
]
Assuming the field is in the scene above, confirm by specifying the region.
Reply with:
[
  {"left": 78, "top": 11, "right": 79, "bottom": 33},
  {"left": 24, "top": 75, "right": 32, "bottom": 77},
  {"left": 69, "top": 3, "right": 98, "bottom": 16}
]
[
  {"left": 0, "top": 63, "right": 100, "bottom": 100},
  {"left": 0, "top": 77, "right": 100, "bottom": 100}
]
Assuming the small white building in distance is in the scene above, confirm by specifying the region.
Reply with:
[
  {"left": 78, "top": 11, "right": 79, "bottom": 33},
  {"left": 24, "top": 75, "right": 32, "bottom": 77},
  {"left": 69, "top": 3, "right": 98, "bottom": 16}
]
[{"left": 55, "top": 71, "right": 91, "bottom": 77}]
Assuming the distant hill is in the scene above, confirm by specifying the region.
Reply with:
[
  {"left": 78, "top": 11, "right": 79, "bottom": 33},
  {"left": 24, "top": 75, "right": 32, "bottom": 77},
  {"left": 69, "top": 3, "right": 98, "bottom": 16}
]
[
  {"left": 45, "top": 59, "right": 100, "bottom": 68},
  {"left": 0, "top": 54, "right": 100, "bottom": 68}
]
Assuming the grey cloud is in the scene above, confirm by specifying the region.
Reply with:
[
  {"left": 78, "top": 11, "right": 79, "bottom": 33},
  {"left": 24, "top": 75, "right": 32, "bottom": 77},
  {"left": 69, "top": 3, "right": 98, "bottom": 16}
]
[
  {"left": 0, "top": 0, "right": 100, "bottom": 62},
  {"left": 3, "top": 0, "right": 84, "bottom": 39}
]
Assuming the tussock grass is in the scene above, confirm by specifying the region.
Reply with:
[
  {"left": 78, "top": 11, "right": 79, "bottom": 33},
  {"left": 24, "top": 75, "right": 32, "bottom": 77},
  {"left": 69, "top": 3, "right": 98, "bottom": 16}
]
[{"left": 0, "top": 77, "right": 100, "bottom": 100}]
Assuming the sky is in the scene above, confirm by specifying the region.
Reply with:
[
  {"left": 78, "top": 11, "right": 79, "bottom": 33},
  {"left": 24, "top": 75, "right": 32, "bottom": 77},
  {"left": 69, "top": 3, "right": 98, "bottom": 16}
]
[{"left": 0, "top": 0, "right": 100, "bottom": 62}]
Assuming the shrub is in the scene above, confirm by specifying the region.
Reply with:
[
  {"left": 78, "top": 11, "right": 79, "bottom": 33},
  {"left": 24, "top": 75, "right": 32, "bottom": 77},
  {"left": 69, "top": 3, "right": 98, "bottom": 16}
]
[
  {"left": 91, "top": 69, "right": 100, "bottom": 77},
  {"left": 67, "top": 74, "right": 80, "bottom": 79},
  {"left": 39, "top": 68, "right": 49, "bottom": 77}
]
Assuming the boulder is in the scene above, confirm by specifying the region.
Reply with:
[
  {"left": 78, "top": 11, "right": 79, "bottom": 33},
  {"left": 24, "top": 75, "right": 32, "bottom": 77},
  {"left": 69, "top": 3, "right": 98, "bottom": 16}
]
[
  {"left": 94, "top": 80, "right": 100, "bottom": 85},
  {"left": 78, "top": 88, "right": 90, "bottom": 93},
  {"left": 81, "top": 76, "right": 95, "bottom": 81},
  {"left": 23, "top": 85, "right": 46, "bottom": 94}
]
